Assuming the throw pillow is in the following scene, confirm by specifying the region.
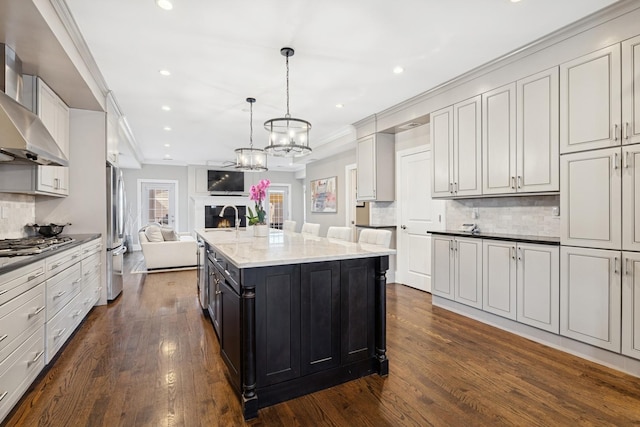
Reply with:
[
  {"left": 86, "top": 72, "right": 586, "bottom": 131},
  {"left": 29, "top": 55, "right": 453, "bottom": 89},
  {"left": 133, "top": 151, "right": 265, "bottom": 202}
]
[
  {"left": 144, "top": 224, "right": 164, "bottom": 242},
  {"left": 161, "top": 226, "right": 180, "bottom": 241}
]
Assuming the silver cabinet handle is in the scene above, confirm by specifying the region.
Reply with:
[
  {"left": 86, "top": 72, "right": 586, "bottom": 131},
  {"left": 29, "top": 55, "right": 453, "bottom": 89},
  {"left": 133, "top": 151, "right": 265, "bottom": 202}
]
[
  {"left": 0, "top": 391, "right": 7, "bottom": 401},
  {"left": 625, "top": 151, "right": 630, "bottom": 169},
  {"left": 626, "top": 258, "right": 632, "bottom": 276},
  {"left": 28, "top": 306, "right": 46, "bottom": 318},
  {"left": 511, "top": 176, "right": 515, "bottom": 189},
  {"left": 0, "top": 289, "right": 8, "bottom": 296},
  {"left": 625, "top": 122, "right": 630, "bottom": 140},
  {"left": 449, "top": 240, "right": 453, "bottom": 251},
  {"left": 518, "top": 247, "right": 522, "bottom": 261},
  {"left": 73, "top": 278, "right": 82, "bottom": 285},
  {"left": 51, "top": 263, "right": 60, "bottom": 270},
  {"left": 54, "top": 290, "right": 66, "bottom": 299},
  {"left": 28, "top": 271, "right": 44, "bottom": 281},
  {"left": 0, "top": 334, "right": 8, "bottom": 342},
  {"left": 614, "top": 257, "right": 619, "bottom": 274},
  {"left": 73, "top": 310, "right": 83, "bottom": 318},
  {"left": 215, "top": 290, "right": 222, "bottom": 295},
  {"left": 614, "top": 153, "right": 619, "bottom": 170},
  {"left": 449, "top": 182, "right": 453, "bottom": 194},
  {"left": 55, "top": 328, "right": 67, "bottom": 339},
  {"left": 27, "top": 350, "right": 44, "bottom": 367},
  {"left": 517, "top": 176, "right": 522, "bottom": 188},
  {"left": 614, "top": 124, "right": 619, "bottom": 141},
  {"left": 511, "top": 247, "right": 515, "bottom": 260}
]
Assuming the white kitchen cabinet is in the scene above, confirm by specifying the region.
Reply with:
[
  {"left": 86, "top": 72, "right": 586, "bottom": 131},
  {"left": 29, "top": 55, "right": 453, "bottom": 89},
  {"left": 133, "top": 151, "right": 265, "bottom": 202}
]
[
  {"left": 560, "top": 147, "right": 622, "bottom": 250},
  {"left": 560, "top": 246, "right": 621, "bottom": 352},
  {"left": 622, "top": 251, "right": 640, "bottom": 360},
  {"left": 482, "top": 240, "right": 516, "bottom": 319},
  {"left": 432, "top": 235, "right": 455, "bottom": 299},
  {"left": 560, "top": 44, "right": 621, "bottom": 154},
  {"left": 516, "top": 243, "right": 560, "bottom": 333},
  {"left": 516, "top": 68, "right": 560, "bottom": 193},
  {"left": 432, "top": 235, "right": 482, "bottom": 308},
  {"left": 482, "top": 240, "right": 559, "bottom": 328},
  {"left": 431, "top": 96, "right": 482, "bottom": 198},
  {"left": 623, "top": 144, "right": 640, "bottom": 251},
  {"left": 356, "top": 133, "right": 395, "bottom": 201},
  {"left": 623, "top": 35, "right": 640, "bottom": 146},
  {"left": 482, "top": 83, "right": 516, "bottom": 195}
]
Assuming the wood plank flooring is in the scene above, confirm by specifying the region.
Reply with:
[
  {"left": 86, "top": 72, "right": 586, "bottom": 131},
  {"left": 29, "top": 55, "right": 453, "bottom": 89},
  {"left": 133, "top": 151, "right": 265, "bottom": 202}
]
[{"left": 3, "top": 252, "right": 640, "bottom": 426}]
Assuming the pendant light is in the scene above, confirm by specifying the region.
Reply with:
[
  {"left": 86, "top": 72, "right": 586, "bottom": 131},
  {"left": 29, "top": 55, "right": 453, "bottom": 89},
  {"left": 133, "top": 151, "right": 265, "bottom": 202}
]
[
  {"left": 235, "top": 97, "right": 268, "bottom": 171},
  {"left": 264, "top": 47, "right": 312, "bottom": 157}
]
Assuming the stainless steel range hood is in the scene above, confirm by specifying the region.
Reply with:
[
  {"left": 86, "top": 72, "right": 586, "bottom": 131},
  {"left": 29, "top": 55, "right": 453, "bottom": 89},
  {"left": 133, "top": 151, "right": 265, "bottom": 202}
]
[{"left": 0, "top": 44, "right": 68, "bottom": 167}]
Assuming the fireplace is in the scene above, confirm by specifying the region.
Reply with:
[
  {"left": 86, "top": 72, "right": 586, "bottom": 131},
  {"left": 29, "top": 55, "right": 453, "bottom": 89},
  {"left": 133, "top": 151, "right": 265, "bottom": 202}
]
[{"left": 205, "top": 205, "right": 247, "bottom": 229}]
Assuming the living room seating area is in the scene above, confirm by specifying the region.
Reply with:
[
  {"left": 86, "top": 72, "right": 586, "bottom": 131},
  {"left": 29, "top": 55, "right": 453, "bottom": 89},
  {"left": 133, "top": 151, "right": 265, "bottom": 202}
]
[{"left": 138, "top": 223, "right": 197, "bottom": 270}]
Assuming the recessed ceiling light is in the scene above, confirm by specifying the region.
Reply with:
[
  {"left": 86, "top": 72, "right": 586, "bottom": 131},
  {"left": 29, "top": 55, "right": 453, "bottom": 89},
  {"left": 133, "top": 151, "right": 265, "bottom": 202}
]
[
  {"left": 159, "top": 69, "right": 171, "bottom": 76},
  {"left": 163, "top": 126, "right": 172, "bottom": 131},
  {"left": 336, "top": 103, "right": 344, "bottom": 108},
  {"left": 164, "top": 143, "right": 171, "bottom": 147},
  {"left": 161, "top": 105, "right": 171, "bottom": 111},
  {"left": 510, "top": 0, "right": 521, "bottom": 2},
  {"left": 156, "top": 0, "right": 173, "bottom": 10},
  {"left": 164, "top": 154, "right": 172, "bottom": 159},
  {"left": 393, "top": 66, "right": 404, "bottom": 74}
]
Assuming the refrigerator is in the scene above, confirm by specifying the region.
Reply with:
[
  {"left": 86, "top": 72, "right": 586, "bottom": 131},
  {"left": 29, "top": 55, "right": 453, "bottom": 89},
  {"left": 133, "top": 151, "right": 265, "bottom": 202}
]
[{"left": 106, "top": 163, "right": 126, "bottom": 300}]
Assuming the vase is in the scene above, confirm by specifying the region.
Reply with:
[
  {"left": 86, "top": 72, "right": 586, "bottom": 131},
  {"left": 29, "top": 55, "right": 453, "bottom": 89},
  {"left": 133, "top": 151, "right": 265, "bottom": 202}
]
[{"left": 253, "top": 224, "right": 269, "bottom": 237}]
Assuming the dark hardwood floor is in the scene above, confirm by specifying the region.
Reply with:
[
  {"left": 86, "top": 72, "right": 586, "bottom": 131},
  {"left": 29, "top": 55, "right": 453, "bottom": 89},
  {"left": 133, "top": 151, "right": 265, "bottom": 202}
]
[{"left": 3, "top": 252, "right": 640, "bottom": 426}]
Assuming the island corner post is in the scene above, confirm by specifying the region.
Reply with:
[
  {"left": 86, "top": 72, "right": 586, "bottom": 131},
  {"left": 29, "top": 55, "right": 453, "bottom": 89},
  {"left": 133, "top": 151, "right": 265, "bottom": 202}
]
[{"left": 238, "top": 254, "right": 390, "bottom": 421}]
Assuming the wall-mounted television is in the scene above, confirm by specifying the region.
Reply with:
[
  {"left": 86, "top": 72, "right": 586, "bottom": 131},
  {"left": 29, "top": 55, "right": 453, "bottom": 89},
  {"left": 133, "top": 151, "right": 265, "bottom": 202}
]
[{"left": 207, "top": 170, "right": 245, "bottom": 193}]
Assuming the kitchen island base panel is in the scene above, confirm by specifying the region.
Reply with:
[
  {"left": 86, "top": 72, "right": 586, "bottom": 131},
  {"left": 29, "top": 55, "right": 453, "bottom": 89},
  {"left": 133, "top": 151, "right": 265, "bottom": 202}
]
[{"left": 375, "top": 255, "right": 389, "bottom": 376}]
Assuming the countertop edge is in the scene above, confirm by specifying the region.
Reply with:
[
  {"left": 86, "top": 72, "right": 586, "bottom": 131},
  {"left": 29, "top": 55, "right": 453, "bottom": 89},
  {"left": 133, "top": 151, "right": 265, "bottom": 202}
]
[{"left": 429, "top": 230, "right": 560, "bottom": 245}]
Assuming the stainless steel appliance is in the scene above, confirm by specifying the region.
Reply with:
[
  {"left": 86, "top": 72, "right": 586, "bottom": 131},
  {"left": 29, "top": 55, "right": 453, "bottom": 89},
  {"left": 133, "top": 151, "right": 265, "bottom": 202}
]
[
  {"left": 0, "top": 236, "right": 75, "bottom": 269},
  {"left": 106, "top": 163, "right": 126, "bottom": 300},
  {"left": 197, "top": 238, "right": 207, "bottom": 309}
]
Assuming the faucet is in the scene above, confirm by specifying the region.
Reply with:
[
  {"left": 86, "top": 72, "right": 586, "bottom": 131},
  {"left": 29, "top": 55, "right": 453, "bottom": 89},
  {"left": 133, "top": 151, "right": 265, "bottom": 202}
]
[{"left": 220, "top": 205, "right": 239, "bottom": 238}]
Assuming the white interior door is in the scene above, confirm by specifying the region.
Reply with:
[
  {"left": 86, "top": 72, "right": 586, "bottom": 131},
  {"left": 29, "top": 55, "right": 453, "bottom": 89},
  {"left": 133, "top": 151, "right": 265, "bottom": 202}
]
[
  {"left": 139, "top": 180, "right": 178, "bottom": 230},
  {"left": 346, "top": 165, "right": 358, "bottom": 242},
  {"left": 397, "top": 148, "right": 445, "bottom": 291}
]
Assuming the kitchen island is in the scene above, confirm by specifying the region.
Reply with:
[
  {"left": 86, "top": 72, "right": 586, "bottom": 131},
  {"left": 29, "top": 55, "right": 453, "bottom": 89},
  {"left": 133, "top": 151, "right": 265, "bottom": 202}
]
[{"left": 196, "top": 228, "right": 394, "bottom": 420}]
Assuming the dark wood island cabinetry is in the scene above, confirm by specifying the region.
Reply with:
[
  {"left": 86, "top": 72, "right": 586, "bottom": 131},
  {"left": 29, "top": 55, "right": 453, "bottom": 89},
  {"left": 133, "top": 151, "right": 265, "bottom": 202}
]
[{"left": 197, "top": 229, "right": 393, "bottom": 420}]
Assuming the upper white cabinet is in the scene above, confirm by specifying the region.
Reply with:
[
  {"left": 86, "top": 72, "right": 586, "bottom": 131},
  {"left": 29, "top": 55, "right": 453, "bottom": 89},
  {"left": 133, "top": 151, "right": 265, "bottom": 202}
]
[
  {"left": 560, "top": 44, "right": 621, "bottom": 154},
  {"left": 560, "top": 246, "right": 621, "bottom": 353},
  {"left": 356, "top": 133, "right": 394, "bottom": 201},
  {"left": 560, "top": 147, "right": 622, "bottom": 250},
  {"left": 623, "top": 35, "right": 640, "bottom": 146},
  {"left": 431, "top": 96, "right": 482, "bottom": 198},
  {"left": 516, "top": 68, "right": 560, "bottom": 193},
  {"left": 482, "top": 83, "right": 516, "bottom": 194}
]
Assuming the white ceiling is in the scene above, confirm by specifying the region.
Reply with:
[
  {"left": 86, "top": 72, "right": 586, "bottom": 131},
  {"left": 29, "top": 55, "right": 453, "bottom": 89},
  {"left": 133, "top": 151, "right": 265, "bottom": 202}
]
[{"left": 64, "top": 0, "right": 619, "bottom": 170}]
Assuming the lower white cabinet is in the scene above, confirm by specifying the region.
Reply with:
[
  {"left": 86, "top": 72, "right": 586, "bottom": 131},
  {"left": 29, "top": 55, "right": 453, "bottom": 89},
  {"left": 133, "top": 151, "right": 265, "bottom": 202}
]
[
  {"left": 516, "top": 243, "right": 560, "bottom": 333},
  {"left": 432, "top": 235, "right": 482, "bottom": 309},
  {"left": 560, "top": 246, "right": 621, "bottom": 352},
  {"left": 482, "top": 240, "right": 559, "bottom": 331},
  {"left": 622, "top": 251, "right": 640, "bottom": 359}
]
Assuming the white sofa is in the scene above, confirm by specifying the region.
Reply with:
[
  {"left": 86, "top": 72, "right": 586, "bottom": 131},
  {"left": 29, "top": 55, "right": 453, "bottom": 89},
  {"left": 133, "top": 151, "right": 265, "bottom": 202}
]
[{"left": 138, "top": 224, "right": 197, "bottom": 270}]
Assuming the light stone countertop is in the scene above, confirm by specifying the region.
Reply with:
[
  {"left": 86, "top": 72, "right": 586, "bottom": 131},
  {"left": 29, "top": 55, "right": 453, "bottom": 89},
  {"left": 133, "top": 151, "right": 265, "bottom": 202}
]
[{"left": 195, "top": 228, "right": 396, "bottom": 269}]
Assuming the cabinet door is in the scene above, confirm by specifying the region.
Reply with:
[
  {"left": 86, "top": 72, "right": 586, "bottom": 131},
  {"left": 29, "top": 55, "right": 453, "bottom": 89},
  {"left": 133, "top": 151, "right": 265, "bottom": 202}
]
[
  {"left": 300, "top": 261, "right": 341, "bottom": 375},
  {"left": 622, "top": 35, "right": 640, "bottom": 146},
  {"left": 517, "top": 243, "right": 559, "bottom": 333},
  {"left": 482, "top": 84, "right": 516, "bottom": 195},
  {"left": 454, "top": 237, "right": 482, "bottom": 309},
  {"left": 340, "top": 258, "right": 375, "bottom": 365},
  {"left": 560, "top": 246, "right": 621, "bottom": 352},
  {"left": 560, "top": 44, "right": 621, "bottom": 154},
  {"left": 356, "top": 135, "right": 376, "bottom": 200},
  {"left": 454, "top": 96, "right": 482, "bottom": 197},
  {"left": 560, "top": 147, "right": 622, "bottom": 250},
  {"left": 254, "top": 265, "right": 301, "bottom": 386},
  {"left": 431, "top": 235, "right": 454, "bottom": 299},
  {"left": 623, "top": 145, "right": 640, "bottom": 251},
  {"left": 430, "top": 106, "right": 454, "bottom": 198},
  {"left": 622, "top": 251, "right": 640, "bottom": 360},
  {"left": 38, "top": 166, "right": 56, "bottom": 191},
  {"left": 517, "top": 67, "right": 560, "bottom": 193},
  {"left": 482, "top": 240, "right": 516, "bottom": 319},
  {"left": 220, "top": 279, "right": 241, "bottom": 392}
]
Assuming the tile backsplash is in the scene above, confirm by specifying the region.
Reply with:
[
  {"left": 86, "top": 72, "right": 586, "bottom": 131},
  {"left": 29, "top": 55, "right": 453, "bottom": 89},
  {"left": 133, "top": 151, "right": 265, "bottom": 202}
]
[
  {"left": 0, "top": 194, "right": 35, "bottom": 238},
  {"left": 446, "top": 195, "right": 560, "bottom": 237},
  {"left": 370, "top": 201, "right": 396, "bottom": 226}
]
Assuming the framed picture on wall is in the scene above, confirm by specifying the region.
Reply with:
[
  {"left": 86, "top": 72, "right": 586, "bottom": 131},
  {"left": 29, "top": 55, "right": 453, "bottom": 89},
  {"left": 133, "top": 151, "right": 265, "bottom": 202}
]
[{"left": 310, "top": 176, "right": 337, "bottom": 213}]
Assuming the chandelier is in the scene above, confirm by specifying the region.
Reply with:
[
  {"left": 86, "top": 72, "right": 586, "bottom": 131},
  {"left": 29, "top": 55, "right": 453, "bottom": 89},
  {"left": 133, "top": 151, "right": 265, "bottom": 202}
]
[
  {"left": 235, "top": 97, "right": 268, "bottom": 171},
  {"left": 264, "top": 47, "right": 312, "bottom": 157}
]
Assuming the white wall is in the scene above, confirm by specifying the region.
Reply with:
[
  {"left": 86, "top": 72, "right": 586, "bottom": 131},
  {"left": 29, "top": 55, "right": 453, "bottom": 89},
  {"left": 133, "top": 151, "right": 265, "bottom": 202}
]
[{"left": 305, "top": 149, "right": 357, "bottom": 236}]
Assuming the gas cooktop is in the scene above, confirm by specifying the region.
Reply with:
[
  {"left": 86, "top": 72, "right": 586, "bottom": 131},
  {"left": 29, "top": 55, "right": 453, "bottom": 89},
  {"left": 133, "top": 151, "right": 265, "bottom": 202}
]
[{"left": 0, "top": 236, "right": 75, "bottom": 257}]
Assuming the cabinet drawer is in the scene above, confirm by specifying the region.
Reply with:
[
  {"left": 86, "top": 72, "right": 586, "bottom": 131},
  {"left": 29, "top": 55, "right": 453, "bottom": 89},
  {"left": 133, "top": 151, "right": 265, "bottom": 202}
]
[
  {"left": 81, "top": 239, "right": 102, "bottom": 259},
  {"left": 0, "top": 261, "right": 45, "bottom": 307},
  {"left": 46, "top": 247, "right": 82, "bottom": 279},
  {"left": 81, "top": 252, "right": 101, "bottom": 283},
  {"left": 46, "top": 293, "right": 83, "bottom": 363},
  {"left": 0, "top": 326, "right": 45, "bottom": 423},
  {"left": 0, "top": 284, "right": 45, "bottom": 362},
  {"left": 46, "top": 263, "right": 82, "bottom": 320}
]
